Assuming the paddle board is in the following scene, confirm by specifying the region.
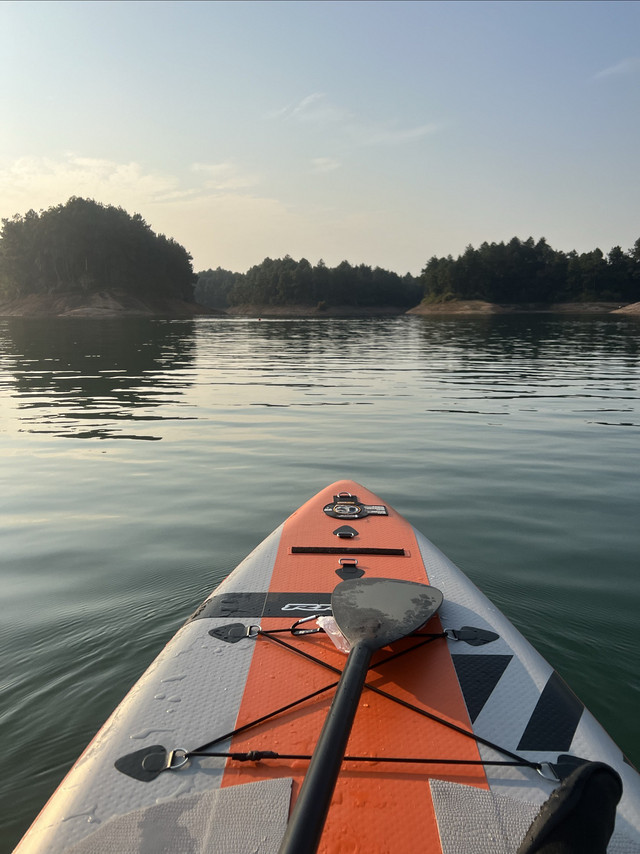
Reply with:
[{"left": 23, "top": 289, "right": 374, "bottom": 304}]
[{"left": 15, "top": 481, "right": 640, "bottom": 853}]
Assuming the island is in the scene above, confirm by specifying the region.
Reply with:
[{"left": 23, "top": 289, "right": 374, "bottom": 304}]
[
  {"left": 410, "top": 237, "right": 640, "bottom": 315},
  {"left": 0, "top": 198, "right": 217, "bottom": 318}
]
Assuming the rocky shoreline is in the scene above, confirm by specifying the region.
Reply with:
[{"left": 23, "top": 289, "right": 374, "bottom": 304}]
[
  {"left": 1, "top": 292, "right": 639, "bottom": 318},
  {"left": 0, "top": 290, "right": 222, "bottom": 318},
  {"left": 407, "top": 300, "right": 638, "bottom": 315},
  {"left": 229, "top": 299, "right": 639, "bottom": 317}
]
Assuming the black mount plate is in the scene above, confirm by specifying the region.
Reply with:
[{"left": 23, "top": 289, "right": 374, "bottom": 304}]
[{"left": 323, "top": 494, "right": 387, "bottom": 520}]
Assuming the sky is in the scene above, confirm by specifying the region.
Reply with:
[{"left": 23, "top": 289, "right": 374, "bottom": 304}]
[{"left": 1, "top": 0, "right": 639, "bottom": 275}]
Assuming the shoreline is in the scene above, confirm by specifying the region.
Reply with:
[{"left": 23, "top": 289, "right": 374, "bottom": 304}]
[
  {"left": 202, "top": 300, "right": 640, "bottom": 317},
  {"left": 407, "top": 299, "right": 637, "bottom": 316},
  {"left": 0, "top": 290, "right": 222, "bottom": 319},
  {"left": 1, "top": 293, "right": 639, "bottom": 318},
  {"left": 224, "top": 303, "right": 404, "bottom": 318}
]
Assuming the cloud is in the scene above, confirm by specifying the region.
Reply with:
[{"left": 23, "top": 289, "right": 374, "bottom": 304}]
[
  {"left": 594, "top": 57, "right": 640, "bottom": 80},
  {"left": 0, "top": 153, "right": 299, "bottom": 272},
  {"left": 290, "top": 93, "right": 351, "bottom": 126},
  {"left": 0, "top": 155, "right": 181, "bottom": 214},
  {"left": 269, "top": 93, "right": 349, "bottom": 126},
  {"left": 360, "top": 122, "right": 444, "bottom": 146},
  {"left": 311, "top": 157, "right": 341, "bottom": 173},
  {"left": 274, "top": 93, "right": 441, "bottom": 149},
  {"left": 0, "top": 151, "right": 429, "bottom": 275},
  {"left": 0, "top": 155, "right": 263, "bottom": 221}
]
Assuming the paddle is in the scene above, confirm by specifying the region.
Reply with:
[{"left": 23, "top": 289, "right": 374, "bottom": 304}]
[{"left": 278, "top": 577, "right": 443, "bottom": 854}]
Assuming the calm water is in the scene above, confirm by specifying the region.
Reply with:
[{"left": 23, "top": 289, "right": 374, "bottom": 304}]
[{"left": 1, "top": 314, "right": 639, "bottom": 850}]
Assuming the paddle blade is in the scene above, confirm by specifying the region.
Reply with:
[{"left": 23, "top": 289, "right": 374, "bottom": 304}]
[{"left": 331, "top": 577, "right": 443, "bottom": 652}]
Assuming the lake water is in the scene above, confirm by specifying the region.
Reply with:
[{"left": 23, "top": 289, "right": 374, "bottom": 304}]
[{"left": 1, "top": 313, "right": 639, "bottom": 851}]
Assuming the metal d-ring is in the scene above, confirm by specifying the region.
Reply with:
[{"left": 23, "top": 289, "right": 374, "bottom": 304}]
[
  {"left": 536, "top": 762, "right": 560, "bottom": 782},
  {"left": 167, "top": 748, "right": 190, "bottom": 771}
]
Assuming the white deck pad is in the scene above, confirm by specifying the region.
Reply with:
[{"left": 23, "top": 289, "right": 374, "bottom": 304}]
[{"left": 65, "top": 777, "right": 292, "bottom": 854}]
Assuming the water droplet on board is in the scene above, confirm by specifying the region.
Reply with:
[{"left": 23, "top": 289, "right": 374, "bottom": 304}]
[
  {"left": 62, "top": 807, "right": 100, "bottom": 824},
  {"left": 175, "top": 646, "right": 194, "bottom": 658},
  {"left": 130, "top": 728, "right": 174, "bottom": 740},
  {"left": 161, "top": 675, "right": 186, "bottom": 683},
  {"left": 161, "top": 778, "right": 194, "bottom": 800},
  {"left": 154, "top": 693, "right": 166, "bottom": 700}
]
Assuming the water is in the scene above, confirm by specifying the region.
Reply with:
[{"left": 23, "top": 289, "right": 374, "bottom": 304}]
[{"left": 1, "top": 313, "right": 639, "bottom": 850}]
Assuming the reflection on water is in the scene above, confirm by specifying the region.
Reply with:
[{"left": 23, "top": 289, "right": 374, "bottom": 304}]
[
  {"left": 411, "top": 315, "right": 640, "bottom": 426},
  {"left": 0, "top": 319, "right": 197, "bottom": 440},
  {"left": 2, "top": 315, "right": 639, "bottom": 438},
  {"left": 414, "top": 313, "right": 640, "bottom": 358}
]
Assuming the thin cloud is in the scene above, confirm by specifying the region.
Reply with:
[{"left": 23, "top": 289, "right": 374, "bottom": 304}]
[
  {"left": 311, "top": 157, "right": 341, "bottom": 173},
  {"left": 0, "top": 155, "right": 263, "bottom": 222},
  {"left": 266, "top": 93, "right": 345, "bottom": 124},
  {"left": 270, "top": 93, "right": 349, "bottom": 125},
  {"left": 594, "top": 57, "right": 640, "bottom": 80},
  {"left": 274, "top": 93, "right": 441, "bottom": 148},
  {"left": 0, "top": 153, "right": 299, "bottom": 273},
  {"left": 290, "top": 93, "right": 351, "bottom": 125},
  {"left": 0, "top": 155, "right": 179, "bottom": 214},
  {"left": 359, "top": 122, "right": 444, "bottom": 147}
]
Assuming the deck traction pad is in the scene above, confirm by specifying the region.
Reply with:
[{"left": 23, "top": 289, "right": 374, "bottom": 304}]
[{"left": 65, "top": 777, "right": 292, "bottom": 854}]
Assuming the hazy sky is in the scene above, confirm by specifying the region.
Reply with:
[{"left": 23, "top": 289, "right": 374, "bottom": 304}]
[{"left": 1, "top": 0, "right": 639, "bottom": 274}]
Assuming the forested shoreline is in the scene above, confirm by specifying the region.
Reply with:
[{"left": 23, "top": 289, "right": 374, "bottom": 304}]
[
  {"left": 1, "top": 198, "right": 639, "bottom": 314},
  {"left": 0, "top": 198, "right": 196, "bottom": 303},
  {"left": 195, "top": 257, "right": 421, "bottom": 310},
  {"left": 196, "top": 237, "right": 640, "bottom": 311},
  {"left": 420, "top": 237, "right": 640, "bottom": 305}
]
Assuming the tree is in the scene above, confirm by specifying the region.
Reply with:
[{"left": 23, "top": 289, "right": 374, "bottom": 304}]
[
  {"left": 195, "top": 267, "right": 243, "bottom": 309},
  {"left": 217, "top": 256, "right": 419, "bottom": 308},
  {"left": 0, "top": 198, "right": 196, "bottom": 301},
  {"left": 419, "top": 236, "right": 639, "bottom": 305}
]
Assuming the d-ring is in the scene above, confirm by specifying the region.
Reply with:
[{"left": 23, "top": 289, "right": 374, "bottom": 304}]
[
  {"left": 167, "top": 748, "right": 189, "bottom": 770},
  {"left": 536, "top": 762, "right": 560, "bottom": 782}
]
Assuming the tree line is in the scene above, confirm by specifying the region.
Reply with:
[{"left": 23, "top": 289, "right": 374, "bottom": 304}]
[
  {"left": 195, "top": 256, "right": 422, "bottom": 309},
  {"left": 2, "top": 199, "right": 638, "bottom": 309},
  {"left": 421, "top": 237, "right": 640, "bottom": 305},
  {"left": 0, "top": 198, "right": 196, "bottom": 302},
  {"left": 198, "top": 238, "right": 640, "bottom": 310}
]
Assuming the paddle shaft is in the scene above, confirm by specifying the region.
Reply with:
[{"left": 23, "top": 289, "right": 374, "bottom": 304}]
[{"left": 278, "top": 641, "right": 373, "bottom": 854}]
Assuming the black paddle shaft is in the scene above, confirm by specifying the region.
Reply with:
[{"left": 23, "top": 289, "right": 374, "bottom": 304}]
[
  {"left": 278, "top": 641, "right": 373, "bottom": 853},
  {"left": 278, "top": 577, "right": 443, "bottom": 854}
]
